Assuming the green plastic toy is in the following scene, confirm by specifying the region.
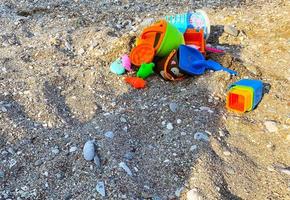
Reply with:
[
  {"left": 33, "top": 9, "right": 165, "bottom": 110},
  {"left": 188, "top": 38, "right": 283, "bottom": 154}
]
[{"left": 137, "top": 63, "right": 155, "bottom": 79}]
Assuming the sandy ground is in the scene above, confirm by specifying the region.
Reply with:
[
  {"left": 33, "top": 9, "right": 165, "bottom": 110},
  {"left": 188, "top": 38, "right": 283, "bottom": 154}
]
[{"left": 0, "top": 0, "right": 289, "bottom": 199}]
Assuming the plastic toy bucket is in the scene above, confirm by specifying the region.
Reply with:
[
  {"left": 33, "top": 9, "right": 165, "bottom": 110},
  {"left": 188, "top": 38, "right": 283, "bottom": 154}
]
[
  {"left": 226, "top": 86, "right": 254, "bottom": 112},
  {"left": 229, "top": 79, "right": 263, "bottom": 109},
  {"left": 226, "top": 86, "right": 253, "bottom": 112},
  {"left": 166, "top": 10, "right": 211, "bottom": 39},
  {"left": 137, "top": 20, "right": 184, "bottom": 58},
  {"left": 156, "top": 22, "right": 185, "bottom": 57}
]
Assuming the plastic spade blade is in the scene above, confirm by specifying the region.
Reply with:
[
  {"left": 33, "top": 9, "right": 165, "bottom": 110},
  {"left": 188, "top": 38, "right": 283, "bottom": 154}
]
[{"left": 205, "top": 60, "right": 237, "bottom": 75}]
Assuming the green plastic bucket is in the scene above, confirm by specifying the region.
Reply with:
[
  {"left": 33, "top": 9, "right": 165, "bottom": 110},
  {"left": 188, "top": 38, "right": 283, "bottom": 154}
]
[{"left": 156, "top": 22, "right": 185, "bottom": 57}]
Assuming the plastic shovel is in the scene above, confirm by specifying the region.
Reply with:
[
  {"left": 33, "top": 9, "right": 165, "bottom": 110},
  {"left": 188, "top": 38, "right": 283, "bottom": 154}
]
[{"left": 178, "top": 45, "right": 237, "bottom": 75}]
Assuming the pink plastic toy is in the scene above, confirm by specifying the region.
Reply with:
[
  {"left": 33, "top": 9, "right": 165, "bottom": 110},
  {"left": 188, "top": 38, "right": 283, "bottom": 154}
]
[
  {"left": 205, "top": 46, "right": 225, "bottom": 53},
  {"left": 122, "top": 54, "right": 132, "bottom": 71}
]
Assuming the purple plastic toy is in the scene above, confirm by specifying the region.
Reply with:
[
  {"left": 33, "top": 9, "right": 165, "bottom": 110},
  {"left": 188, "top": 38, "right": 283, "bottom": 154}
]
[{"left": 122, "top": 54, "right": 132, "bottom": 71}]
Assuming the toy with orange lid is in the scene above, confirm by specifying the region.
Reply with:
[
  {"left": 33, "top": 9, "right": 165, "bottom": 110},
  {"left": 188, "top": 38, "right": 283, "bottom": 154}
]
[
  {"left": 226, "top": 79, "right": 263, "bottom": 113},
  {"left": 130, "top": 20, "right": 184, "bottom": 66},
  {"left": 184, "top": 29, "right": 206, "bottom": 55}
]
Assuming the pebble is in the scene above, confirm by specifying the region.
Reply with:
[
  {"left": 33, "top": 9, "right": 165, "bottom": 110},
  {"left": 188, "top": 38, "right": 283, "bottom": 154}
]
[
  {"left": 199, "top": 106, "right": 214, "bottom": 113},
  {"left": 51, "top": 147, "right": 60, "bottom": 154},
  {"left": 264, "top": 121, "right": 278, "bottom": 132},
  {"left": 187, "top": 188, "right": 202, "bottom": 200},
  {"left": 194, "top": 132, "right": 209, "bottom": 142},
  {"left": 7, "top": 147, "right": 15, "bottom": 154},
  {"left": 276, "top": 167, "right": 290, "bottom": 175},
  {"left": 0, "top": 170, "right": 4, "bottom": 178},
  {"left": 169, "top": 102, "right": 178, "bottom": 112},
  {"left": 69, "top": 146, "right": 77, "bottom": 153},
  {"left": 34, "top": 159, "right": 43, "bottom": 166},
  {"left": 124, "top": 152, "right": 134, "bottom": 160},
  {"left": 119, "top": 162, "right": 133, "bottom": 176},
  {"left": 223, "top": 151, "right": 231, "bottom": 156},
  {"left": 177, "top": 119, "right": 182, "bottom": 124},
  {"left": 224, "top": 25, "right": 239, "bottom": 37},
  {"left": 56, "top": 172, "right": 64, "bottom": 180},
  {"left": 175, "top": 187, "right": 184, "bottom": 197},
  {"left": 83, "top": 140, "right": 95, "bottom": 161},
  {"left": 166, "top": 123, "right": 174, "bottom": 130},
  {"left": 93, "top": 155, "right": 101, "bottom": 168},
  {"left": 96, "top": 181, "right": 106, "bottom": 197},
  {"left": 104, "top": 131, "right": 114, "bottom": 139},
  {"left": 0, "top": 106, "right": 7, "bottom": 112},
  {"left": 77, "top": 48, "right": 85, "bottom": 55},
  {"left": 190, "top": 145, "right": 198, "bottom": 151},
  {"left": 120, "top": 117, "right": 127, "bottom": 123}
]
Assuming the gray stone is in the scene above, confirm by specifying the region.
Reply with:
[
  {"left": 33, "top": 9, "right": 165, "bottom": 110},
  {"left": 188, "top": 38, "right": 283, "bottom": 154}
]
[
  {"left": 120, "top": 117, "right": 127, "bottom": 123},
  {"left": 69, "top": 146, "right": 77, "bottom": 153},
  {"left": 264, "top": 121, "right": 278, "bottom": 132},
  {"left": 93, "top": 155, "right": 101, "bottom": 168},
  {"left": 169, "top": 102, "right": 178, "bottom": 112},
  {"left": 34, "top": 159, "right": 43, "bottom": 166},
  {"left": 0, "top": 170, "right": 4, "bottom": 178},
  {"left": 124, "top": 152, "right": 135, "bottom": 160},
  {"left": 166, "top": 123, "right": 174, "bottom": 130},
  {"left": 187, "top": 188, "right": 202, "bottom": 200},
  {"left": 224, "top": 25, "right": 239, "bottom": 36},
  {"left": 96, "top": 181, "right": 106, "bottom": 197},
  {"left": 51, "top": 147, "right": 60, "bottom": 154},
  {"left": 119, "top": 162, "right": 133, "bottom": 176},
  {"left": 83, "top": 140, "right": 95, "bottom": 161},
  {"left": 194, "top": 132, "right": 209, "bottom": 142},
  {"left": 104, "top": 131, "right": 114, "bottom": 139}
]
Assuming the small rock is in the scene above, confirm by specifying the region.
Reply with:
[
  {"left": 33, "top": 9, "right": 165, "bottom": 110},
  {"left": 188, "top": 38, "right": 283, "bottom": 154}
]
[
  {"left": 120, "top": 117, "right": 127, "bottom": 123},
  {"left": 69, "top": 146, "right": 77, "bottom": 153},
  {"left": 264, "top": 121, "right": 278, "bottom": 132},
  {"left": 187, "top": 188, "right": 202, "bottom": 200},
  {"left": 7, "top": 147, "right": 15, "bottom": 154},
  {"left": 78, "top": 48, "right": 85, "bottom": 55},
  {"left": 225, "top": 166, "right": 235, "bottom": 175},
  {"left": 224, "top": 25, "right": 239, "bottom": 37},
  {"left": 275, "top": 166, "right": 290, "bottom": 175},
  {"left": 0, "top": 170, "right": 4, "bottom": 178},
  {"left": 181, "top": 132, "right": 187, "bottom": 136},
  {"left": 119, "top": 161, "right": 133, "bottom": 176},
  {"left": 223, "top": 151, "right": 231, "bottom": 156},
  {"left": 96, "top": 181, "right": 106, "bottom": 197},
  {"left": 194, "top": 132, "right": 209, "bottom": 142},
  {"left": 177, "top": 119, "right": 182, "bottom": 124},
  {"left": 93, "top": 155, "right": 101, "bottom": 168},
  {"left": 9, "top": 159, "right": 17, "bottom": 168},
  {"left": 104, "top": 131, "right": 114, "bottom": 139},
  {"left": 175, "top": 187, "right": 184, "bottom": 197},
  {"left": 124, "top": 152, "right": 134, "bottom": 160},
  {"left": 83, "top": 140, "right": 95, "bottom": 161},
  {"left": 199, "top": 106, "right": 214, "bottom": 113},
  {"left": 43, "top": 171, "right": 48, "bottom": 177},
  {"left": 0, "top": 106, "right": 7, "bottom": 112},
  {"left": 51, "top": 147, "right": 60, "bottom": 154},
  {"left": 34, "top": 159, "right": 43, "bottom": 166},
  {"left": 267, "top": 165, "right": 275, "bottom": 171},
  {"left": 56, "top": 172, "right": 64, "bottom": 180},
  {"left": 169, "top": 102, "right": 178, "bottom": 112},
  {"left": 166, "top": 123, "right": 174, "bottom": 130},
  {"left": 190, "top": 145, "right": 197, "bottom": 151}
]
